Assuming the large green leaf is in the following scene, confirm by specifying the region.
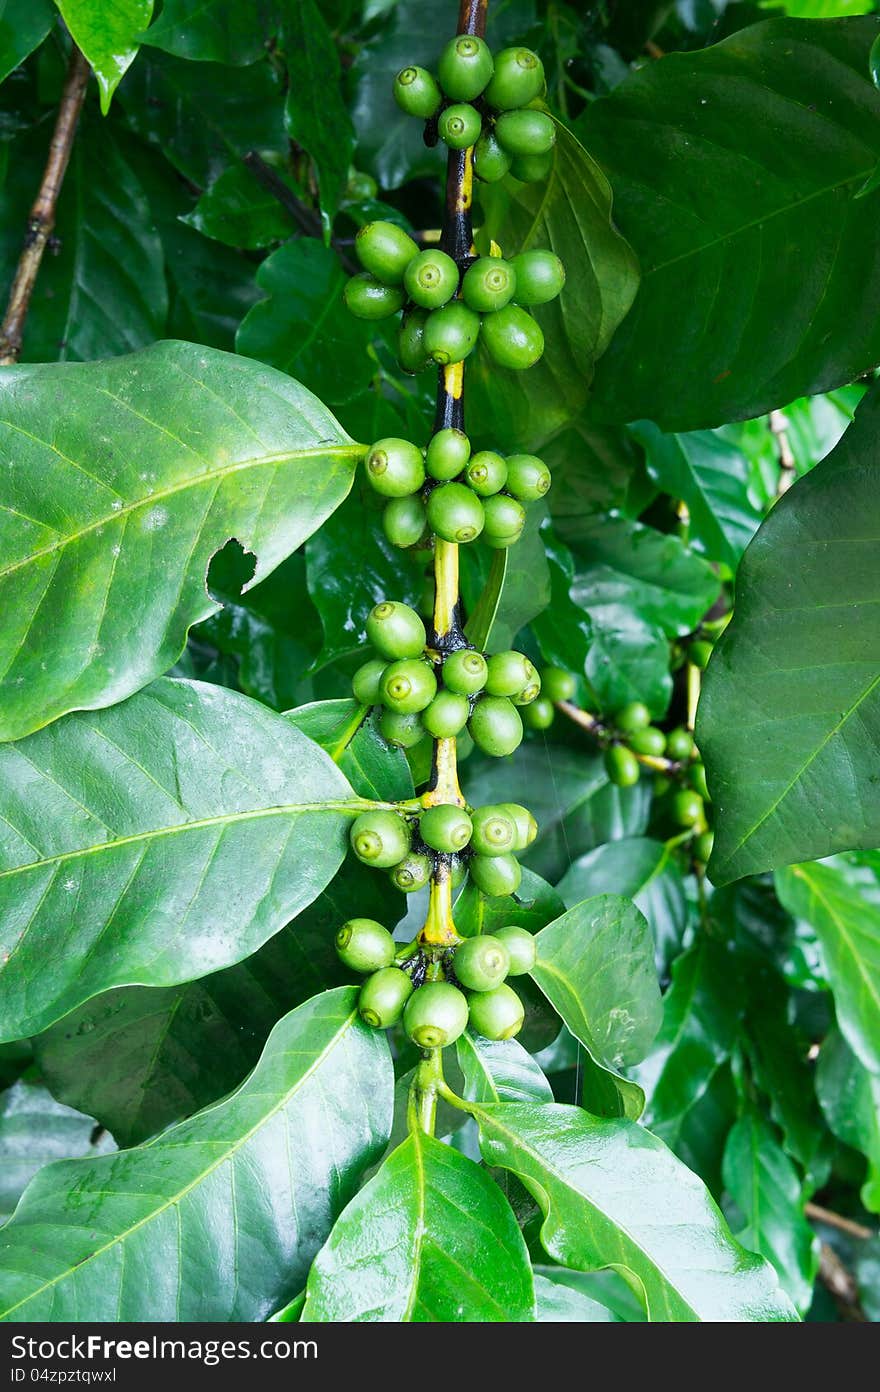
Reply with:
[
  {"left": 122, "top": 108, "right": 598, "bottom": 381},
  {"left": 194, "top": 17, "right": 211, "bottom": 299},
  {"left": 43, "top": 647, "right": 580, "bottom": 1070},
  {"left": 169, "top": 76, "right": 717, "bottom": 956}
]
[
  {"left": 0, "top": 989, "right": 392, "bottom": 1320},
  {"left": 698, "top": 384, "right": 880, "bottom": 882},
  {"left": 0, "top": 341, "right": 361, "bottom": 740},
  {"left": 0, "top": 678, "right": 362, "bottom": 1040},
  {"left": 816, "top": 1027, "right": 880, "bottom": 1212},
  {"left": 461, "top": 506, "right": 551, "bottom": 653},
  {"left": 0, "top": 1083, "right": 114, "bottom": 1224},
  {"left": 0, "top": 0, "right": 54, "bottom": 86},
  {"left": 286, "top": 700, "right": 414, "bottom": 804},
  {"left": 456, "top": 1032, "right": 554, "bottom": 1107},
  {"left": 473, "top": 1102, "right": 797, "bottom": 1321},
  {"left": 55, "top": 0, "right": 154, "bottom": 111},
  {"left": 182, "top": 164, "right": 296, "bottom": 249},
  {"left": 584, "top": 16, "right": 880, "bottom": 429},
  {"left": 143, "top": 0, "right": 275, "bottom": 64},
  {"left": 282, "top": 0, "right": 354, "bottom": 231},
  {"left": 301, "top": 1131, "right": 535, "bottom": 1322}
]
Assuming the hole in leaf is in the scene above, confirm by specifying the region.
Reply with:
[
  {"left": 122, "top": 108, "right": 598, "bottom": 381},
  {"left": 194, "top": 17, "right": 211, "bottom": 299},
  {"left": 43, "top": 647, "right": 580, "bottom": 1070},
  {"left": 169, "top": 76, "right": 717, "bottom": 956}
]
[{"left": 206, "top": 537, "right": 257, "bottom": 604}]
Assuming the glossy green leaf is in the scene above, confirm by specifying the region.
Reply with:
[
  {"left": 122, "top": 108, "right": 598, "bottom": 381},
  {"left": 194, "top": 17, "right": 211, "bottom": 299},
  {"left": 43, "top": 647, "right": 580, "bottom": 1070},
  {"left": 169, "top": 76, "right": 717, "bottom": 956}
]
[
  {"left": 461, "top": 506, "right": 551, "bottom": 653},
  {"left": 182, "top": 164, "right": 296, "bottom": 249},
  {"left": 55, "top": 0, "right": 153, "bottom": 111},
  {"left": 533, "top": 1272, "right": 620, "bottom": 1321},
  {"left": 532, "top": 1265, "right": 646, "bottom": 1323},
  {"left": 456, "top": 1032, "right": 554, "bottom": 1107},
  {"left": 0, "top": 341, "right": 361, "bottom": 740},
  {"left": 283, "top": 0, "right": 354, "bottom": 231},
  {"left": 302, "top": 1131, "right": 535, "bottom": 1322},
  {"left": 0, "top": 1083, "right": 114, "bottom": 1223},
  {"left": 544, "top": 416, "right": 655, "bottom": 528},
  {"left": 473, "top": 1102, "right": 797, "bottom": 1321},
  {"left": 0, "top": 678, "right": 362, "bottom": 1040},
  {"left": 463, "top": 550, "right": 508, "bottom": 654},
  {"left": 286, "top": 699, "right": 414, "bottom": 803},
  {"left": 816, "top": 1027, "right": 880, "bottom": 1212},
  {"left": 585, "top": 16, "right": 880, "bottom": 429},
  {"left": 0, "top": 0, "right": 53, "bottom": 85},
  {"left": 0, "top": 989, "right": 393, "bottom": 1320},
  {"left": 144, "top": 0, "right": 275, "bottom": 64},
  {"left": 699, "top": 384, "right": 880, "bottom": 882}
]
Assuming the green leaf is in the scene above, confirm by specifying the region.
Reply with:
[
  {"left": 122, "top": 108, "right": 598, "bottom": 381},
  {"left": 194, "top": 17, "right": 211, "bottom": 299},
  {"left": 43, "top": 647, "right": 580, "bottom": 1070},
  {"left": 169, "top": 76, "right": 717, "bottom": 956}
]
[
  {"left": 722, "top": 1107, "right": 818, "bottom": 1313},
  {"left": 144, "top": 0, "right": 276, "bottom": 65},
  {"left": 282, "top": 0, "right": 354, "bottom": 232},
  {"left": 55, "top": 0, "right": 154, "bottom": 111},
  {"left": 532, "top": 1265, "right": 646, "bottom": 1322},
  {"left": 473, "top": 1102, "right": 797, "bottom": 1321},
  {"left": 0, "top": 678, "right": 360, "bottom": 1040},
  {"left": 544, "top": 415, "right": 655, "bottom": 527},
  {"left": 775, "top": 855, "right": 880, "bottom": 1076},
  {"left": 302, "top": 1130, "right": 535, "bottom": 1322},
  {"left": 0, "top": 1083, "right": 114, "bottom": 1224},
  {"left": 463, "top": 550, "right": 508, "bottom": 654},
  {"left": 286, "top": 699, "right": 414, "bottom": 803},
  {"left": 698, "top": 383, "right": 880, "bottom": 882},
  {"left": 456, "top": 1032, "right": 554, "bottom": 1107},
  {"left": 32, "top": 857, "right": 400, "bottom": 1146},
  {"left": 584, "top": 16, "right": 880, "bottom": 429},
  {"left": 468, "top": 119, "right": 639, "bottom": 452},
  {"left": 816, "top": 1027, "right": 880, "bottom": 1212},
  {"left": 461, "top": 506, "right": 551, "bottom": 652},
  {"left": 531, "top": 895, "right": 662, "bottom": 1119},
  {"left": 0, "top": 0, "right": 54, "bottom": 86},
  {"left": 182, "top": 163, "right": 296, "bottom": 249},
  {"left": 533, "top": 1272, "right": 620, "bottom": 1321},
  {"left": 0, "top": 341, "right": 361, "bottom": 740},
  {"left": 0, "top": 989, "right": 393, "bottom": 1320}
]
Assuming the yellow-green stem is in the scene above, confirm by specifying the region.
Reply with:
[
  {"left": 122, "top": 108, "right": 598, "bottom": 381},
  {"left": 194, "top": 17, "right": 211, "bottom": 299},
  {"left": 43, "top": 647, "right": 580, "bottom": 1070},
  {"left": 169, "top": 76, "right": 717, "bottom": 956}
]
[{"left": 420, "top": 863, "right": 461, "bottom": 948}]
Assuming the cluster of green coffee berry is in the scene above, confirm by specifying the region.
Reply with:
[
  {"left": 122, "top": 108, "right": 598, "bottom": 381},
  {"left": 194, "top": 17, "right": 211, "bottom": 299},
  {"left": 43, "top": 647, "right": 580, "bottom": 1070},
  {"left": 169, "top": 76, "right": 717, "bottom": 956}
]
[
  {"left": 394, "top": 37, "right": 553, "bottom": 185},
  {"left": 345, "top": 218, "right": 564, "bottom": 374},
  {"left": 335, "top": 915, "right": 537, "bottom": 1045},
  {"left": 353, "top": 599, "right": 539, "bottom": 757},
  {"left": 363, "top": 428, "right": 550, "bottom": 551}
]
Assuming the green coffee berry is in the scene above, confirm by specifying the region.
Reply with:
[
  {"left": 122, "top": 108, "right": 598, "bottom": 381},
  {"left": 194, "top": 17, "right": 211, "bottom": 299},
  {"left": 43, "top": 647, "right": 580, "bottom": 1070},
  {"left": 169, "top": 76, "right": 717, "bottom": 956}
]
[
  {"left": 467, "top": 982, "right": 525, "bottom": 1040},
  {"left": 462, "top": 257, "right": 516, "bottom": 313},
  {"left": 438, "top": 102, "right": 483, "bottom": 150},
  {"left": 424, "top": 301, "right": 481, "bottom": 365},
  {"left": 495, "top": 109, "right": 556, "bottom": 157},
  {"left": 672, "top": 789, "right": 705, "bottom": 828},
  {"left": 427, "top": 481, "right": 485, "bottom": 543},
  {"left": 366, "top": 600, "right": 426, "bottom": 659},
  {"left": 469, "top": 696, "right": 523, "bottom": 757},
  {"left": 443, "top": 647, "right": 488, "bottom": 695},
  {"left": 485, "top": 650, "right": 535, "bottom": 698},
  {"left": 615, "top": 701, "right": 651, "bottom": 734},
  {"left": 426, "top": 427, "right": 471, "bottom": 480},
  {"left": 419, "top": 803, "right": 473, "bottom": 854},
  {"left": 604, "top": 744, "right": 640, "bottom": 788},
  {"left": 380, "top": 658, "right": 437, "bottom": 714},
  {"left": 393, "top": 65, "right": 442, "bottom": 118},
  {"left": 513, "top": 675, "right": 542, "bottom": 706},
  {"left": 694, "top": 830, "right": 714, "bottom": 864},
  {"left": 628, "top": 726, "right": 667, "bottom": 757},
  {"left": 523, "top": 695, "right": 554, "bottom": 730},
  {"left": 480, "top": 305, "right": 544, "bottom": 370},
  {"left": 379, "top": 708, "right": 426, "bottom": 748},
  {"left": 469, "top": 804, "right": 517, "bottom": 856},
  {"left": 422, "top": 690, "right": 470, "bottom": 739},
  {"left": 403, "top": 981, "right": 470, "bottom": 1048},
  {"left": 482, "top": 492, "right": 526, "bottom": 546},
  {"left": 398, "top": 308, "right": 431, "bottom": 374},
  {"left": 383, "top": 495, "right": 427, "bottom": 549},
  {"left": 344, "top": 273, "right": 406, "bottom": 320},
  {"left": 473, "top": 130, "right": 511, "bottom": 182},
  {"left": 497, "top": 803, "right": 537, "bottom": 851},
  {"left": 355, "top": 220, "right": 419, "bottom": 284},
  {"left": 510, "top": 250, "right": 566, "bottom": 306},
  {"left": 540, "top": 666, "right": 576, "bottom": 703},
  {"left": 470, "top": 852, "right": 522, "bottom": 898},
  {"left": 437, "top": 34, "right": 494, "bottom": 101},
  {"left": 494, "top": 925, "right": 536, "bottom": 976},
  {"left": 484, "top": 46, "right": 545, "bottom": 110},
  {"left": 390, "top": 851, "right": 433, "bottom": 893},
  {"left": 346, "top": 168, "right": 378, "bottom": 201},
  {"left": 689, "top": 762, "right": 710, "bottom": 801},
  {"left": 454, "top": 935, "right": 511, "bottom": 992},
  {"left": 504, "top": 453, "right": 551, "bottom": 500},
  {"left": 350, "top": 809, "right": 411, "bottom": 868},
  {"left": 690, "top": 639, "right": 713, "bottom": 670},
  {"left": 510, "top": 150, "right": 554, "bottom": 183},
  {"left": 358, "top": 966, "right": 414, "bottom": 1028},
  {"left": 365, "top": 437, "right": 425, "bottom": 497},
  {"left": 404, "top": 249, "right": 460, "bottom": 310},
  {"left": 464, "top": 450, "right": 507, "bottom": 497},
  {"left": 352, "top": 657, "right": 387, "bottom": 706},
  {"left": 335, "top": 918, "right": 396, "bottom": 973},
  {"left": 665, "top": 727, "right": 695, "bottom": 762}
]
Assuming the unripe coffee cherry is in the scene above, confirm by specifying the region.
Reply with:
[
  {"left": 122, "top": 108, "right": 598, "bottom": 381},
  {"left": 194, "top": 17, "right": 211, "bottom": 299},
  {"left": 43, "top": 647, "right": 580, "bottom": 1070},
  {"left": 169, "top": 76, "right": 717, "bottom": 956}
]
[
  {"left": 426, "top": 427, "right": 471, "bottom": 480},
  {"left": 347, "top": 169, "right": 378, "bottom": 201},
  {"left": 383, "top": 496, "right": 427, "bottom": 549},
  {"left": 390, "top": 851, "right": 433, "bottom": 893},
  {"left": 469, "top": 696, "right": 523, "bottom": 757},
  {"left": 393, "top": 65, "right": 442, "bottom": 118},
  {"left": 403, "top": 982, "right": 470, "bottom": 1048},
  {"left": 404, "top": 249, "right": 459, "bottom": 309},
  {"left": 454, "top": 935, "right": 511, "bottom": 991},
  {"left": 615, "top": 701, "right": 651, "bottom": 733},
  {"left": 358, "top": 966, "right": 413, "bottom": 1029},
  {"left": 540, "top": 666, "right": 576, "bottom": 703},
  {"left": 467, "top": 983, "right": 525, "bottom": 1040},
  {"left": 510, "top": 250, "right": 566, "bottom": 306},
  {"left": 419, "top": 803, "right": 473, "bottom": 854},
  {"left": 437, "top": 34, "right": 493, "bottom": 101},
  {"left": 335, "top": 918, "right": 396, "bottom": 973},
  {"left": 665, "top": 727, "right": 695, "bottom": 762},
  {"left": 514, "top": 675, "right": 542, "bottom": 706},
  {"left": 462, "top": 257, "right": 516, "bottom": 313},
  {"left": 350, "top": 809, "right": 411, "bottom": 867},
  {"left": 694, "top": 829, "right": 714, "bottom": 864},
  {"left": 422, "top": 690, "right": 470, "bottom": 738},
  {"left": 469, "top": 804, "right": 517, "bottom": 856},
  {"left": 497, "top": 803, "right": 538, "bottom": 850},
  {"left": 510, "top": 150, "right": 553, "bottom": 183},
  {"left": 484, "top": 47, "right": 545, "bottom": 110},
  {"left": 689, "top": 762, "right": 710, "bottom": 802},
  {"left": 352, "top": 657, "right": 387, "bottom": 706},
  {"left": 427, "top": 481, "right": 485, "bottom": 543},
  {"left": 672, "top": 789, "right": 705, "bottom": 828},
  {"left": 504, "top": 453, "right": 551, "bottom": 500},
  {"left": 495, "top": 109, "right": 556, "bottom": 157},
  {"left": 424, "top": 302, "right": 481, "bottom": 365},
  {"left": 366, "top": 600, "right": 426, "bottom": 659},
  {"left": 523, "top": 695, "right": 554, "bottom": 730},
  {"left": 481, "top": 305, "right": 544, "bottom": 370},
  {"left": 482, "top": 493, "right": 526, "bottom": 546},
  {"left": 438, "top": 103, "right": 483, "bottom": 150},
  {"left": 690, "top": 639, "right": 713, "bottom": 670},
  {"left": 398, "top": 309, "right": 431, "bottom": 374},
  {"left": 379, "top": 708, "right": 425, "bottom": 748},
  {"left": 628, "top": 726, "right": 667, "bottom": 757},
  {"left": 344, "top": 273, "right": 405, "bottom": 319},
  {"left": 473, "top": 130, "right": 511, "bottom": 182},
  {"left": 355, "top": 221, "right": 419, "bottom": 284},
  {"left": 465, "top": 450, "right": 507, "bottom": 497},
  {"left": 486, "top": 650, "right": 535, "bottom": 698},
  {"left": 604, "top": 744, "right": 640, "bottom": 788},
  {"left": 365, "top": 437, "right": 425, "bottom": 497},
  {"left": 469, "top": 852, "right": 522, "bottom": 897},
  {"left": 380, "top": 658, "right": 437, "bottom": 714},
  {"left": 494, "top": 924, "right": 537, "bottom": 975},
  {"left": 443, "top": 648, "right": 488, "bottom": 695}
]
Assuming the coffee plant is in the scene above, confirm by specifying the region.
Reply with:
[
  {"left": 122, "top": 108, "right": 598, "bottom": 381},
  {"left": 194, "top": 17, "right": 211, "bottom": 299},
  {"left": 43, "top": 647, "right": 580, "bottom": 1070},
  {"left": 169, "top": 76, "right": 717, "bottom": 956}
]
[{"left": 0, "top": 0, "right": 878, "bottom": 1327}]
